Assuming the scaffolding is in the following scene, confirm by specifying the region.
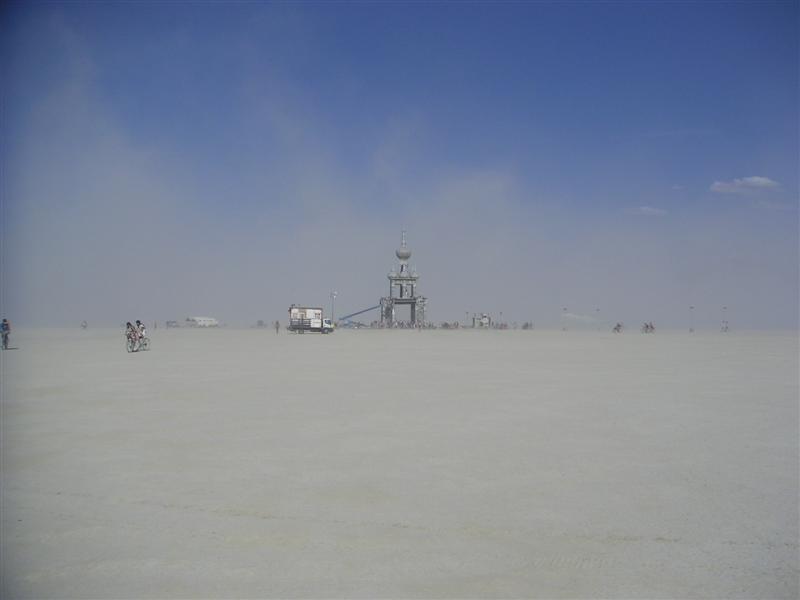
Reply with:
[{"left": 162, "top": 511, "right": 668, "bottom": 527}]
[{"left": 380, "top": 231, "right": 427, "bottom": 327}]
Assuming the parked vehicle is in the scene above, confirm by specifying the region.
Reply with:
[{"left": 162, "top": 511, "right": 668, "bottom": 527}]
[
  {"left": 185, "top": 316, "right": 219, "bottom": 328},
  {"left": 288, "top": 305, "right": 334, "bottom": 334}
]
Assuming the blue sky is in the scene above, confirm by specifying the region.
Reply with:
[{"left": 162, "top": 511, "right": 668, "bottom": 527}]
[{"left": 1, "top": 1, "right": 797, "bottom": 327}]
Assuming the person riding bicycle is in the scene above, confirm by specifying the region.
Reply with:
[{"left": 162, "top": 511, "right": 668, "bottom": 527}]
[
  {"left": 125, "top": 321, "right": 140, "bottom": 352},
  {"left": 1, "top": 318, "right": 10, "bottom": 349}
]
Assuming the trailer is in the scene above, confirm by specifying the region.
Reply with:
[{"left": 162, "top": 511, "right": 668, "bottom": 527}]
[
  {"left": 288, "top": 305, "right": 334, "bottom": 334},
  {"left": 185, "top": 316, "right": 219, "bottom": 328}
]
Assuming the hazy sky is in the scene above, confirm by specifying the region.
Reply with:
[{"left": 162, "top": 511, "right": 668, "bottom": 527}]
[{"left": 1, "top": 2, "right": 797, "bottom": 328}]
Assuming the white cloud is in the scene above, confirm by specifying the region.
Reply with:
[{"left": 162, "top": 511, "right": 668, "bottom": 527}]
[
  {"left": 710, "top": 176, "right": 781, "bottom": 194},
  {"left": 629, "top": 206, "right": 667, "bottom": 216}
]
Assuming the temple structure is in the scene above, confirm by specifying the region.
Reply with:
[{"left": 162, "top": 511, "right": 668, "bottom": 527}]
[{"left": 380, "top": 231, "right": 427, "bottom": 327}]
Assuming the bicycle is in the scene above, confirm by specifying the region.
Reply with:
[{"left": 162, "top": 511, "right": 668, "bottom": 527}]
[{"left": 126, "top": 332, "right": 138, "bottom": 352}]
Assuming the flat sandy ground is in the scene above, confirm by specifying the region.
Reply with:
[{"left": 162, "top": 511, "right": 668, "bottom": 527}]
[{"left": 1, "top": 328, "right": 797, "bottom": 598}]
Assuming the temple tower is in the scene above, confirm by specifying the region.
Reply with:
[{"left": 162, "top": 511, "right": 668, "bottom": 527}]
[{"left": 380, "top": 231, "right": 427, "bottom": 327}]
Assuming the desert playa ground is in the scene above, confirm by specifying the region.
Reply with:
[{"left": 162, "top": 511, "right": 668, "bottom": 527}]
[{"left": 1, "top": 328, "right": 797, "bottom": 598}]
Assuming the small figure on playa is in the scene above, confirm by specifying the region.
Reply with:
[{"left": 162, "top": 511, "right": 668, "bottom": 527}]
[
  {"left": 125, "top": 321, "right": 139, "bottom": 352},
  {"left": 275, "top": 320, "right": 280, "bottom": 334},
  {"left": 125, "top": 321, "right": 151, "bottom": 352},
  {"left": 641, "top": 322, "right": 655, "bottom": 333},
  {"left": 1, "top": 318, "right": 10, "bottom": 349},
  {"left": 81, "top": 320, "right": 88, "bottom": 330},
  {"left": 612, "top": 322, "right": 623, "bottom": 333}
]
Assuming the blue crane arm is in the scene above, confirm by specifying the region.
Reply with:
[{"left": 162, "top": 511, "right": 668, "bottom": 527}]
[{"left": 338, "top": 305, "right": 380, "bottom": 321}]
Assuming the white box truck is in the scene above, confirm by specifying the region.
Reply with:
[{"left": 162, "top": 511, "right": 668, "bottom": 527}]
[
  {"left": 288, "top": 305, "right": 333, "bottom": 334},
  {"left": 185, "top": 316, "right": 220, "bottom": 328}
]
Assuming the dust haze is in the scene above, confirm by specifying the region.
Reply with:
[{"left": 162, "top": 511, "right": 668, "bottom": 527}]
[{"left": 1, "top": 8, "right": 797, "bottom": 330}]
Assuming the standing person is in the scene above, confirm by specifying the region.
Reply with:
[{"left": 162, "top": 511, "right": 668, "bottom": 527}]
[
  {"left": 1, "top": 318, "right": 10, "bottom": 349},
  {"left": 274, "top": 320, "right": 280, "bottom": 334},
  {"left": 136, "top": 320, "right": 147, "bottom": 339}
]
